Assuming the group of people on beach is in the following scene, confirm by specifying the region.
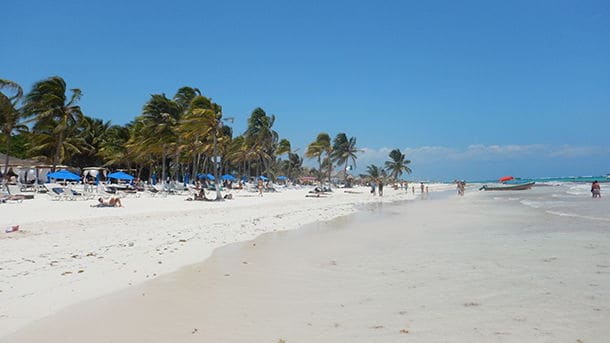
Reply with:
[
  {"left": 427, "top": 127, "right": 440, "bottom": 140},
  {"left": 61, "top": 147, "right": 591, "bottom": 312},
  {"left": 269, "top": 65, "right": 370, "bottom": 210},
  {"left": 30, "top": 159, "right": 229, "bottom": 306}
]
[
  {"left": 369, "top": 179, "right": 385, "bottom": 196},
  {"left": 456, "top": 180, "right": 466, "bottom": 196}
]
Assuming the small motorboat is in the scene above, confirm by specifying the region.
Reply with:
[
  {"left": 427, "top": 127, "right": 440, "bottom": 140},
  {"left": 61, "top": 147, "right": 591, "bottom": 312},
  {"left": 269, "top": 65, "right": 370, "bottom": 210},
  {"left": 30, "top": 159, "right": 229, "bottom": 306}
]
[{"left": 479, "top": 181, "right": 535, "bottom": 191}]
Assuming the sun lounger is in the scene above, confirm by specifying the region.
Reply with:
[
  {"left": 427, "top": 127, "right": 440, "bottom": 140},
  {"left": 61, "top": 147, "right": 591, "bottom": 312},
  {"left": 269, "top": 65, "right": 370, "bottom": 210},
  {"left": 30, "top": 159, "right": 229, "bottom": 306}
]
[
  {"left": 143, "top": 184, "right": 168, "bottom": 197},
  {"left": 43, "top": 183, "right": 90, "bottom": 200},
  {"left": 1, "top": 194, "right": 25, "bottom": 203}
]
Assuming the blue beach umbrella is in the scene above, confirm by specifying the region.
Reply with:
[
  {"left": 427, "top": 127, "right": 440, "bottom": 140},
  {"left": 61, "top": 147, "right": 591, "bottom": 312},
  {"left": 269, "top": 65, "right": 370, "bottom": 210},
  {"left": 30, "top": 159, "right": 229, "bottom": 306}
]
[
  {"left": 259, "top": 175, "right": 269, "bottom": 181},
  {"left": 47, "top": 169, "right": 81, "bottom": 181},
  {"left": 197, "top": 173, "right": 215, "bottom": 180},
  {"left": 221, "top": 174, "right": 236, "bottom": 181},
  {"left": 277, "top": 175, "right": 287, "bottom": 180},
  {"left": 107, "top": 171, "right": 135, "bottom": 180}
]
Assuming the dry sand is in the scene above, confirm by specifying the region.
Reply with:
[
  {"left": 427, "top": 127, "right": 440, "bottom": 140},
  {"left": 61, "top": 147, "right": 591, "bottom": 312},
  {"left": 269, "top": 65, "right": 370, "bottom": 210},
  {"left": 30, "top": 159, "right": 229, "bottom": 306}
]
[
  {"left": 0, "top": 184, "right": 437, "bottom": 338},
  {"left": 3, "top": 188, "right": 609, "bottom": 342}
]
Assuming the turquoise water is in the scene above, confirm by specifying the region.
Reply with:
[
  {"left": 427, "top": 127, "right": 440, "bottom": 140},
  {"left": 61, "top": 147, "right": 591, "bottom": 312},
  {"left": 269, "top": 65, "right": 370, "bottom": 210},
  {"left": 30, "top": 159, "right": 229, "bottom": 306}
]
[
  {"left": 470, "top": 175, "right": 609, "bottom": 184},
  {"left": 472, "top": 180, "right": 610, "bottom": 224}
]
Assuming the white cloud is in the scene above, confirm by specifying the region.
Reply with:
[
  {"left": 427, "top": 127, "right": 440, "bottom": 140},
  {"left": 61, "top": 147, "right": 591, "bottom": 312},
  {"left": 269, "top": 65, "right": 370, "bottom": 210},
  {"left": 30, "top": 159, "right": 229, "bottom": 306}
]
[
  {"left": 548, "top": 145, "right": 610, "bottom": 158},
  {"left": 303, "top": 143, "right": 610, "bottom": 178},
  {"left": 355, "top": 147, "right": 393, "bottom": 169},
  {"left": 449, "top": 144, "right": 546, "bottom": 160},
  {"left": 356, "top": 144, "right": 610, "bottom": 166}
]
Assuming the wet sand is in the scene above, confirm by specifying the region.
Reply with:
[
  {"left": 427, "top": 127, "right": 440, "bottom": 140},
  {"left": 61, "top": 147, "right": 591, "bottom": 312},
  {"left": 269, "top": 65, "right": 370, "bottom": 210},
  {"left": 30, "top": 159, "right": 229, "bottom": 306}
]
[{"left": 4, "top": 191, "right": 610, "bottom": 343}]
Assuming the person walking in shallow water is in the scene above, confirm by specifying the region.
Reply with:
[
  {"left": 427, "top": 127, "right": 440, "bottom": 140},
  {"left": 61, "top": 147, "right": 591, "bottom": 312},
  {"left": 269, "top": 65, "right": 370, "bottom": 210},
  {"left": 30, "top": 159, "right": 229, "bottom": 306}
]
[{"left": 591, "top": 181, "right": 601, "bottom": 198}]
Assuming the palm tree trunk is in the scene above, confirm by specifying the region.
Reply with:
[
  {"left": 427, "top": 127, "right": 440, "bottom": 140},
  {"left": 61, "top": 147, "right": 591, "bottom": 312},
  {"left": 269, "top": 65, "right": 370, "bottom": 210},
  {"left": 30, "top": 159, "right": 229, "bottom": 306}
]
[
  {"left": 3, "top": 133, "right": 11, "bottom": 175},
  {"left": 52, "top": 130, "right": 65, "bottom": 171},
  {"left": 161, "top": 145, "right": 167, "bottom": 184},
  {"left": 192, "top": 156, "right": 197, "bottom": 182},
  {"left": 317, "top": 156, "right": 322, "bottom": 183},
  {"left": 325, "top": 154, "right": 332, "bottom": 189}
]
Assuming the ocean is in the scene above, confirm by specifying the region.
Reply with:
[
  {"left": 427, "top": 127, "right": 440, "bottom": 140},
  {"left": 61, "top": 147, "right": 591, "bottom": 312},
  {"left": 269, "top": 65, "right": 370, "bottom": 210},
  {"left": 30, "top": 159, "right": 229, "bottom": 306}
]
[{"left": 471, "top": 180, "right": 610, "bottom": 223}]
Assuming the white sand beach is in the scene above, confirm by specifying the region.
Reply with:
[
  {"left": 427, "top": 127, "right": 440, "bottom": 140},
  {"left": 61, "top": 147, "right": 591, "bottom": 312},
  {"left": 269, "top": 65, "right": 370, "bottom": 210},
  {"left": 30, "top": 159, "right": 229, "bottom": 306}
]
[
  {"left": 2, "top": 184, "right": 610, "bottom": 342},
  {"left": 0, "top": 185, "right": 448, "bottom": 339}
]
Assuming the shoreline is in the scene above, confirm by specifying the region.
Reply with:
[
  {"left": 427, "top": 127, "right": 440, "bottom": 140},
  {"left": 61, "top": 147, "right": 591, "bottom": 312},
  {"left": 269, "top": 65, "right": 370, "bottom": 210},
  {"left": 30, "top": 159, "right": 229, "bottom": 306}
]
[
  {"left": 0, "top": 185, "right": 452, "bottom": 338},
  {"left": 5, "top": 189, "right": 609, "bottom": 342}
]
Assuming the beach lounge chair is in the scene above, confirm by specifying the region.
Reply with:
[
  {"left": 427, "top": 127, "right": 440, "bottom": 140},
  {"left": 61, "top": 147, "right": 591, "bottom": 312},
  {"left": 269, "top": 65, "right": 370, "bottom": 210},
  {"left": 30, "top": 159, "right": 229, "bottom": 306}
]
[
  {"left": 0, "top": 194, "right": 25, "bottom": 203},
  {"left": 44, "top": 183, "right": 77, "bottom": 200},
  {"left": 3, "top": 184, "right": 35, "bottom": 200},
  {"left": 144, "top": 184, "right": 167, "bottom": 197}
]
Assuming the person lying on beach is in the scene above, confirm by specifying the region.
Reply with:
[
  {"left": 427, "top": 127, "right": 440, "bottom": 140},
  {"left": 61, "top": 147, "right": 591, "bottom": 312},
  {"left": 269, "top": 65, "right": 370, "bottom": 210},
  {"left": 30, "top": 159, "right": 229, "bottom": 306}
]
[
  {"left": 0, "top": 194, "right": 26, "bottom": 203},
  {"left": 344, "top": 190, "right": 362, "bottom": 194},
  {"left": 186, "top": 189, "right": 214, "bottom": 201},
  {"left": 306, "top": 193, "right": 328, "bottom": 198},
  {"left": 309, "top": 186, "right": 332, "bottom": 194},
  {"left": 92, "top": 197, "right": 123, "bottom": 207}
]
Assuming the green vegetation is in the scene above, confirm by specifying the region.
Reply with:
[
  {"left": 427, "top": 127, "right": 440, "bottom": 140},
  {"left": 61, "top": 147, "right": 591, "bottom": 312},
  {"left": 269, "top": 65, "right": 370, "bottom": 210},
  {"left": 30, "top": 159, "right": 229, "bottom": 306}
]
[
  {"left": 0, "top": 75, "right": 413, "bottom": 183},
  {"left": 384, "top": 148, "right": 412, "bottom": 180}
]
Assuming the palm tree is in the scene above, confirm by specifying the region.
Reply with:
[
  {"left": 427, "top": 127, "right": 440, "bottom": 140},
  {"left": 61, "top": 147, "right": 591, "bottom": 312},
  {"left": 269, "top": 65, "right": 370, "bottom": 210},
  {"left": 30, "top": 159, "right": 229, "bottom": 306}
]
[
  {"left": 286, "top": 152, "right": 303, "bottom": 180},
  {"left": 364, "top": 164, "right": 386, "bottom": 180},
  {"left": 178, "top": 94, "right": 218, "bottom": 178},
  {"left": 24, "top": 76, "right": 84, "bottom": 170},
  {"left": 331, "top": 133, "right": 361, "bottom": 183},
  {"left": 135, "top": 93, "right": 180, "bottom": 183},
  {"left": 98, "top": 124, "right": 131, "bottom": 167},
  {"left": 66, "top": 116, "right": 108, "bottom": 166},
  {"left": 226, "top": 135, "right": 248, "bottom": 176},
  {"left": 173, "top": 87, "right": 201, "bottom": 113},
  {"left": 384, "top": 148, "right": 412, "bottom": 180},
  {"left": 27, "top": 119, "right": 87, "bottom": 166},
  {"left": 0, "top": 79, "right": 27, "bottom": 175},
  {"left": 305, "top": 132, "right": 331, "bottom": 182},
  {"left": 276, "top": 138, "right": 291, "bottom": 156},
  {"left": 245, "top": 107, "right": 278, "bottom": 176}
]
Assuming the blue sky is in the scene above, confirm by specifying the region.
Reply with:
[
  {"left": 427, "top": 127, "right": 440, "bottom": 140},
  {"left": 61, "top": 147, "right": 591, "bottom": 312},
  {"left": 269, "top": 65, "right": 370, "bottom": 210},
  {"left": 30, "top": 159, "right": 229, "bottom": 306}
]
[{"left": 2, "top": 0, "right": 609, "bottom": 180}]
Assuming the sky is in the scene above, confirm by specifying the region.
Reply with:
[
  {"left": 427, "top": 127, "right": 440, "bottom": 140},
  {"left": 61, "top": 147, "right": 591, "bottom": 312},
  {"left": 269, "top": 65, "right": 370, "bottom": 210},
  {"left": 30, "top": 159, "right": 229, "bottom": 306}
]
[{"left": 2, "top": 0, "right": 609, "bottom": 181}]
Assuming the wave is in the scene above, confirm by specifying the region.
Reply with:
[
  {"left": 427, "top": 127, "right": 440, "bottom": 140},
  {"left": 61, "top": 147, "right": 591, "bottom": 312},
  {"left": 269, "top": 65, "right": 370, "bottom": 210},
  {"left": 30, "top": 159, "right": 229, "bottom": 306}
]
[
  {"left": 520, "top": 200, "right": 566, "bottom": 209},
  {"left": 546, "top": 210, "right": 610, "bottom": 222},
  {"left": 566, "top": 184, "right": 592, "bottom": 196}
]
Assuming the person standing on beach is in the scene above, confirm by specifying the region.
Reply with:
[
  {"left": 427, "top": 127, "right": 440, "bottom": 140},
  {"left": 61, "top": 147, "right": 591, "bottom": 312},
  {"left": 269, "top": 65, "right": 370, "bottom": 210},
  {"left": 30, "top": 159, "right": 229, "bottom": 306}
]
[
  {"left": 591, "top": 181, "right": 601, "bottom": 198},
  {"left": 456, "top": 181, "right": 465, "bottom": 196},
  {"left": 257, "top": 179, "right": 264, "bottom": 197},
  {"left": 420, "top": 182, "right": 425, "bottom": 194},
  {"left": 412, "top": 186, "right": 415, "bottom": 194},
  {"left": 378, "top": 179, "right": 384, "bottom": 196},
  {"left": 370, "top": 181, "right": 377, "bottom": 195}
]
